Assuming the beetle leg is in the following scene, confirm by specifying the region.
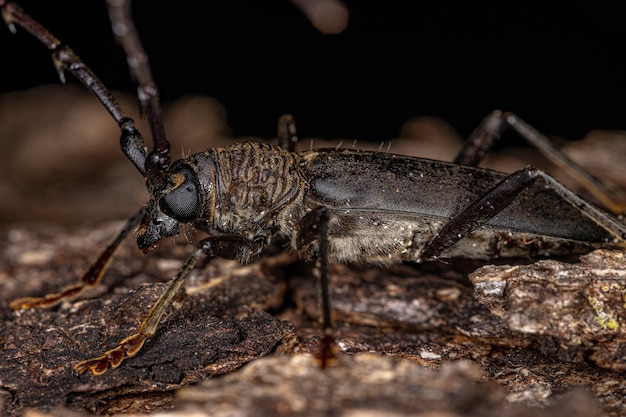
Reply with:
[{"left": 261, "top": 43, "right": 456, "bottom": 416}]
[
  {"left": 455, "top": 110, "right": 625, "bottom": 214},
  {"left": 299, "top": 207, "right": 338, "bottom": 367},
  {"left": 73, "top": 234, "right": 267, "bottom": 375},
  {"left": 453, "top": 110, "right": 507, "bottom": 167},
  {"left": 421, "top": 166, "right": 626, "bottom": 262},
  {"left": 506, "top": 113, "right": 626, "bottom": 214},
  {"left": 9, "top": 208, "right": 146, "bottom": 310},
  {"left": 73, "top": 244, "right": 203, "bottom": 375}
]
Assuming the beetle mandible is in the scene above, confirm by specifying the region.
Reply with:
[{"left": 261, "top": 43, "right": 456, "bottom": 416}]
[{"left": 2, "top": 0, "right": 626, "bottom": 375}]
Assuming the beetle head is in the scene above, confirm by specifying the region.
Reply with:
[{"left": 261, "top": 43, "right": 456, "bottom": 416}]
[{"left": 136, "top": 163, "right": 202, "bottom": 253}]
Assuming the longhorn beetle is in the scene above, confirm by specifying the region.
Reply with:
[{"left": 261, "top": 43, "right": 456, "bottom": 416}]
[{"left": 3, "top": 0, "right": 626, "bottom": 375}]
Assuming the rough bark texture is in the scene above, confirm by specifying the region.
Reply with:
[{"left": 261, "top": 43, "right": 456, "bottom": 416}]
[{"left": 1, "top": 88, "right": 625, "bottom": 416}]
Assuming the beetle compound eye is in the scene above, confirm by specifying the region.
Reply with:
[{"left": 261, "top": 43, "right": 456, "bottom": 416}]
[
  {"left": 160, "top": 183, "right": 201, "bottom": 222},
  {"left": 159, "top": 169, "right": 202, "bottom": 222}
]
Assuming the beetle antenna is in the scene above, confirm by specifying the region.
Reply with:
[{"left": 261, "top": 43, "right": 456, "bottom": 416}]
[
  {"left": 107, "top": 0, "right": 171, "bottom": 191},
  {"left": 0, "top": 0, "right": 149, "bottom": 177}
]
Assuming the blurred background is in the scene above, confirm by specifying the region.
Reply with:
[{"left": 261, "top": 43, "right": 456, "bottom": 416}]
[
  {"left": 1, "top": 1, "right": 625, "bottom": 140},
  {"left": 1, "top": 1, "right": 625, "bottom": 224}
]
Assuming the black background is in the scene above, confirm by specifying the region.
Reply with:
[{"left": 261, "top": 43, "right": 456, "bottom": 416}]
[{"left": 1, "top": 1, "right": 625, "bottom": 143}]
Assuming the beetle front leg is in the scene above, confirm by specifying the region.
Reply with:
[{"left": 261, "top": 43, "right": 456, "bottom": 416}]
[
  {"left": 73, "top": 245, "right": 203, "bottom": 375},
  {"left": 73, "top": 234, "right": 265, "bottom": 375},
  {"left": 10, "top": 208, "right": 146, "bottom": 310}
]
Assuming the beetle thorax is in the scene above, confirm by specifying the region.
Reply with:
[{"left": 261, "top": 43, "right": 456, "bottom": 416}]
[{"left": 195, "top": 142, "right": 304, "bottom": 241}]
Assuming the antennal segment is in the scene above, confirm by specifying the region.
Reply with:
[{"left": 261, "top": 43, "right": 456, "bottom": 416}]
[{"left": 107, "top": 0, "right": 171, "bottom": 191}]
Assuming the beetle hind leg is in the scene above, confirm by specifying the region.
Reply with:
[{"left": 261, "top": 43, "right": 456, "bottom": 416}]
[
  {"left": 456, "top": 110, "right": 626, "bottom": 214},
  {"left": 421, "top": 166, "right": 626, "bottom": 262}
]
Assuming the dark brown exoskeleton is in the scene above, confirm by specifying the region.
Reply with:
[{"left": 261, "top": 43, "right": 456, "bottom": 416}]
[{"left": 3, "top": 1, "right": 626, "bottom": 375}]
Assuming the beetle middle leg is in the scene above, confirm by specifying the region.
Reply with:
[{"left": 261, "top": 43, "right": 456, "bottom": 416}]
[{"left": 297, "top": 206, "right": 338, "bottom": 367}]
